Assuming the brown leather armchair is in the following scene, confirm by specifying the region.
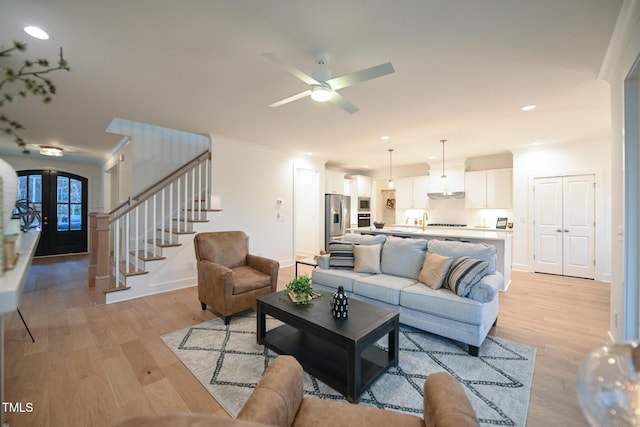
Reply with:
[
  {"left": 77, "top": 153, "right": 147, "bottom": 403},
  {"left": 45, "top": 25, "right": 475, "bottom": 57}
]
[
  {"left": 193, "top": 231, "right": 279, "bottom": 324},
  {"left": 112, "top": 355, "right": 480, "bottom": 427}
]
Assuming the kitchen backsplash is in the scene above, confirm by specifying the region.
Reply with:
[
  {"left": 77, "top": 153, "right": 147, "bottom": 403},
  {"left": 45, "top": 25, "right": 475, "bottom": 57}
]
[{"left": 395, "top": 198, "right": 513, "bottom": 229}]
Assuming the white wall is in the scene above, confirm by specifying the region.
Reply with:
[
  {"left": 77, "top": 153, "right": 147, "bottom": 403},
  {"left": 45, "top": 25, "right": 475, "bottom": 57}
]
[
  {"left": 511, "top": 137, "right": 612, "bottom": 281},
  {"left": 106, "top": 118, "right": 209, "bottom": 197},
  {"left": 599, "top": 0, "right": 640, "bottom": 341},
  {"left": 1, "top": 154, "right": 103, "bottom": 213},
  {"left": 207, "top": 134, "right": 299, "bottom": 266}
]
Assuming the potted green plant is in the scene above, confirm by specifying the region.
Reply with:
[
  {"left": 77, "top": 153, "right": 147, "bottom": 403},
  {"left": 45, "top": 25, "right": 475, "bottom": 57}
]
[{"left": 286, "top": 274, "right": 314, "bottom": 304}]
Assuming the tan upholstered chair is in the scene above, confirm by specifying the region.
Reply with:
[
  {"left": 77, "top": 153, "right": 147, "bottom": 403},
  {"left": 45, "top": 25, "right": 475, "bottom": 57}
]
[
  {"left": 112, "top": 355, "right": 480, "bottom": 427},
  {"left": 193, "top": 231, "right": 279, "bottom": 324}
]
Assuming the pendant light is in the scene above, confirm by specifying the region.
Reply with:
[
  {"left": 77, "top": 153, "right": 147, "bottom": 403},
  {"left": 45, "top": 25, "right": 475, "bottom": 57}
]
[
  {"left": 387, "top": 148, "right": 394, "bottom": 188},
  {"left": 440, "top": 139, "right": 449, "bottom": 195}
]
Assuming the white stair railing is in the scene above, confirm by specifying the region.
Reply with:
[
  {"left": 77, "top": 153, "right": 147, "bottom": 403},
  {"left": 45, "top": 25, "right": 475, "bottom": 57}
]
[{"left": 89, "top": 151, "right": 211, "bottom": 296}]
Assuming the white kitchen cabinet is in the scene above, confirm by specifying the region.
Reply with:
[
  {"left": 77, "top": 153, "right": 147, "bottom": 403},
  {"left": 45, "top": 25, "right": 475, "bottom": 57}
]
[
  {"left": 430, "top": 166, "right": 465, "bottom": 194},
  {"left": 342, "top": 178, "right": 350, "bottom": 196},
  {"left": 396, "top": 177, "right": 413, "bottom": 209},
  {"left": 325, "top": 170, "right": 345, "bottom": 194},
  {"left": 349, "top": 175, "right": 372, "bottom": 197},
  {"left": 465, "top": 168, "right": 512, "bottom": 209},
  {"left": 396, "top": 176, "right": 429, "bottom": 209}
]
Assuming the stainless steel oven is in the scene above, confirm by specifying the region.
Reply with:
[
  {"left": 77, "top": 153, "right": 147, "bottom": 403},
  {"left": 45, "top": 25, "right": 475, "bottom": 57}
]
[{"left": 357, "top": 213, "right": 371, "bottom": 228}]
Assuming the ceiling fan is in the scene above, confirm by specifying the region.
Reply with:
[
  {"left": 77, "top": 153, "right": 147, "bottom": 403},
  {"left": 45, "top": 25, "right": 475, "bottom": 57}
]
[{"left": 263, "top": 52, "right": 395, "bottom": 114}]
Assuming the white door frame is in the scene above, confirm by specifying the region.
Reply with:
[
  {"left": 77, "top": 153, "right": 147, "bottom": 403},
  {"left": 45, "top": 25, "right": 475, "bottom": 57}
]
[
  {"left": 623, "top": 64, "right": 640, "bottom": 339},
  {"left": 293, "top": 165, "right": 321, "bottom": 258}
]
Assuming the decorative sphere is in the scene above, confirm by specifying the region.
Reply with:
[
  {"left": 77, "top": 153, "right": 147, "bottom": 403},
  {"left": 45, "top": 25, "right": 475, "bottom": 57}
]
[{"left": 577, "top": 341, "right": 640, "bottom": 426}]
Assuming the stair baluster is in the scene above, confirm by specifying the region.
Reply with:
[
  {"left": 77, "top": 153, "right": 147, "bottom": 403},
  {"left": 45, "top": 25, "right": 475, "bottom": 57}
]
[{"left": 89, "top": 151, "right": 213, "bottom": 302}]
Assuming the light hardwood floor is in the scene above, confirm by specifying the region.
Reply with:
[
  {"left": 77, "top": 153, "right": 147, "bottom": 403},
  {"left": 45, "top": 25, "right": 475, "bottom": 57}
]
[{"left": 3, "top": 255, "right": 609, "bottom": 426}]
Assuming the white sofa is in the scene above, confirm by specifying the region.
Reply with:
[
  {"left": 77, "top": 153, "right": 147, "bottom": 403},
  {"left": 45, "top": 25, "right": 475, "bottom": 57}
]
[{"left": 311, "top": 234, "right": 502, "bottom": 356}]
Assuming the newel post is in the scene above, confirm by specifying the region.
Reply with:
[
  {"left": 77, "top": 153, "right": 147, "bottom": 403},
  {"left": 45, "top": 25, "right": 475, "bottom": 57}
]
[{"left": 89, "top": 212, "right": 111, "bottom": 304}]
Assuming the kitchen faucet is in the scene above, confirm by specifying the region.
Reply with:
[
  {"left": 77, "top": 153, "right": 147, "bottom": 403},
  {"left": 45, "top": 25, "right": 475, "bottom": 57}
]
[{"left": 422, "top": 211, "right": 429, "bottom": 231}]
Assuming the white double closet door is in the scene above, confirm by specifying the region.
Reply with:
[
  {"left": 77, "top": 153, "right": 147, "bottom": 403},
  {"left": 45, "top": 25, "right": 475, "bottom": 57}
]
[{"left": 533, "top": 174, "right": 595, "bottom": 279}]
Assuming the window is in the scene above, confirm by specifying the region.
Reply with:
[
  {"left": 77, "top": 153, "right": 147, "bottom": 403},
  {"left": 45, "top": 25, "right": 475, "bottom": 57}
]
[{"left": 57, "top": 176, "right": 83, "bottom": 231}]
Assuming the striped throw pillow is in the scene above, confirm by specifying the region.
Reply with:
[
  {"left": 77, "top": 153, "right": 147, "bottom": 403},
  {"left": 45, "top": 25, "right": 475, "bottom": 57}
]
[
  {"left": 328, "top": 241, "right": 356, "bottom": 269},
  {"left": 445, "top": 256, "right": 489, "bottom": 297}
]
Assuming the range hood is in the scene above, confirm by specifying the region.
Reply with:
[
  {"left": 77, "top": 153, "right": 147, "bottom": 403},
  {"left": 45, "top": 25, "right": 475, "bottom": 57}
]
[{"left": 427, "top": 191, "right": 465, "bottom": 200}]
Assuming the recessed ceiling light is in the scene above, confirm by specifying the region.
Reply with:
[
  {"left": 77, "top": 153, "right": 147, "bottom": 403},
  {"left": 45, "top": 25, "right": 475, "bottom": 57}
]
[
  {"left": 532, "top": 142, "right": 542, "bottom": 146},
  {"left": 363, "top": 165, "right": 369, "bottom": 168},
  {"left": 24, "top": 26, "right": 50, "bottom": 40},
  {"left": 428, "top": 155, "right": 436, "bottom": 160},
  {"left": 305, "top": 152, "right": 313, "bottom": 156},
  {"left": 381, "top": 135, "right": 390, "bottom": 140},
  {"left": 521, "top": 104, "right": 536, "bottom": 111}
]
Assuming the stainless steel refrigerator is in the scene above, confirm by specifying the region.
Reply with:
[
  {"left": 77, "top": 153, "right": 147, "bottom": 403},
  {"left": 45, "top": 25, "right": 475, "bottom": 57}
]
[{"left": 325, "top": 193, "right": 351, "bottom": 251}]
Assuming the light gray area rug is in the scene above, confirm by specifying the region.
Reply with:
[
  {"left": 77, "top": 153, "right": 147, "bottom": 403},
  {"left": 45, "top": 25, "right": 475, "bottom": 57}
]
[{"left": 162, "top": 311, "right": 536, "bottom": 426}]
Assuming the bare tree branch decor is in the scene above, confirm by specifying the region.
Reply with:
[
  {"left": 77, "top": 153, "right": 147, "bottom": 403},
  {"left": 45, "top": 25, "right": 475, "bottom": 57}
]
[{"left": 0, "top": 40, "right": 70, "bottom": 153}]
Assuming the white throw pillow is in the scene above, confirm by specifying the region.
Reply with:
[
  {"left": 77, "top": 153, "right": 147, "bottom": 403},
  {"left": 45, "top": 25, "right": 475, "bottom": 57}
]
[{"left": 353, "top": 244, "right": 382, "bottom": 273}]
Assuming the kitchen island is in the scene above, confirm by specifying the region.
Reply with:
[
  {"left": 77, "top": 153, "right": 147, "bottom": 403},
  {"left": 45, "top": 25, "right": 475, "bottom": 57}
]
[{"left": 353, "top": 227, "right": 512, "bottom": 291}]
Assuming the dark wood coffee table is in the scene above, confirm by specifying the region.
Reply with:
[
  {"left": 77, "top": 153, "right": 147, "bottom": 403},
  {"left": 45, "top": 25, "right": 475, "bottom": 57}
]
[{"left": 256, "top": 290, "right": 399, "bottom": 403}]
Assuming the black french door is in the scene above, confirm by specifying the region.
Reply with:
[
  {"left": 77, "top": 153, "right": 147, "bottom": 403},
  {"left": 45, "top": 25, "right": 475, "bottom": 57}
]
[{"left": 17, "top": 170, "right": 88, "bottom": 256}]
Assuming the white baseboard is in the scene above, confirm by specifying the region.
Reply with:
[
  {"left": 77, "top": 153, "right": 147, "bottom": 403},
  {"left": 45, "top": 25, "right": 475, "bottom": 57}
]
[{"left": 511, "top": 263, "right": 531, "bottom": 272}]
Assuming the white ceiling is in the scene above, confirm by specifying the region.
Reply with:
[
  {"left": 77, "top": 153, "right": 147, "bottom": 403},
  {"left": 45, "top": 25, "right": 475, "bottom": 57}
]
[{"left": 0, "top": 0, "right": 622, "bottom": 171}]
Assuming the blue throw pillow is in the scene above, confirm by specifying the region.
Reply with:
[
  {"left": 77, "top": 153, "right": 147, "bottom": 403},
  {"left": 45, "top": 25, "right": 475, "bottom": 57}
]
[
  {"left": 428, "top": 240, "right": 497, "bottom": 275},
  {"left": 380, "top": 236, "right": 428, "bottom": 279}
]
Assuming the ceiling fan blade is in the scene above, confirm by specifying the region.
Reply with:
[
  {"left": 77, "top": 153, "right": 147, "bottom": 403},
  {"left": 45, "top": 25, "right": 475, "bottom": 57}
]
[
  {"left": 263, "top": 53, "right": 318, "bottom": 86},
  {"left": 268, "top": 89, "right": 312, "bottom": 107},
  {"left": 329, "top": 92, "right": 359, "bottom": 114},
  {"left": 327, "top": 62, "right": 395, "bottom": 91}
]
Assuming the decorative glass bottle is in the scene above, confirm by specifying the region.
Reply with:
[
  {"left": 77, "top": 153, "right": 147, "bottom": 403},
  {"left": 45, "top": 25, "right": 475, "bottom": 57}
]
[{"left": 330, "top": 286, "right": 349, "bottom": 319}]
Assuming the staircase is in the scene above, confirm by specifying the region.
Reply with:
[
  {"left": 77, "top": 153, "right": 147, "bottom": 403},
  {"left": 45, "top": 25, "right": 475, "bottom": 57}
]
[{"left": 88, "top": 150, "right": 219, "bottom": 304}]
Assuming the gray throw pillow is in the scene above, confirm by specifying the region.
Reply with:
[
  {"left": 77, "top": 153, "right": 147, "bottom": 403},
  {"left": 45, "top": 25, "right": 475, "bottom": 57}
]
[
  {"left": 345, "top": 233, "right": 387, "bottom": 246},
  {"left": 428, "top": 239, "right": 497, "bottom": 275},
  {"left": 380, "top": 236, "right": 428, "bottom": 279}
]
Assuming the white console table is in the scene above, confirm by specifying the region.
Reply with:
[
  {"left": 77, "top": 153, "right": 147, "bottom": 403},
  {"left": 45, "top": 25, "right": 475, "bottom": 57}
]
[{"left": 0, "top": 232, "right": 40, "bottom": 425}]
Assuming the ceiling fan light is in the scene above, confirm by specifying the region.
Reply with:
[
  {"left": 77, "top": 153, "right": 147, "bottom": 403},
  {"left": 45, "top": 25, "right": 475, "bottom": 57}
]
[
  {"left": 311, "top": 85, "right": 331, "bottom": 102},
  {"left": 40, "top": 146, "right": 63, "bottom": 157}
]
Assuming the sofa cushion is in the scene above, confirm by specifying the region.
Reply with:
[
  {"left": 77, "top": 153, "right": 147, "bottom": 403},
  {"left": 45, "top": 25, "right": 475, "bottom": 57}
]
[
  {"left": 312, "top": 268, "right": 371, "bottom": 292},
  {"left": 445, "top": 256, "right": 489, "bottom": 298},
  {"left": 353, "top": 244, "right": 382, "bottom": 273},
  {"left": 418, "top": 253, "right": 453, "bottom": 289},
  {"left": 353, "top": 274, "right": 418, "bottom": 305},
  {"left": 327, "top": 241, "right": 355, "bottom": 269},
  {"left": 345, "top": 233, "right": 387, "bottom": 246},
  {"left": 466, "top": 273, "right": 501, "bottom": 303},
  {"left": 400, "top": 284, "right": 485, "bottom": 325},
  {"left": 380, "top": 236, "right": 428, "bottom": 279},
  {"left": 427, "top": 239, "right": 497, "bottom": 274}
]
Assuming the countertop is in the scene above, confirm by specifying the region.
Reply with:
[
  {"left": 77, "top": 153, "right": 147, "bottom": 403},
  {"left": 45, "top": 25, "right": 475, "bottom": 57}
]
[
  {"left": 353, "top": 226, "right": 512, "bottom": 241},
  {"left": 0, "top": 231, "right": 40, "bottom": 314}
]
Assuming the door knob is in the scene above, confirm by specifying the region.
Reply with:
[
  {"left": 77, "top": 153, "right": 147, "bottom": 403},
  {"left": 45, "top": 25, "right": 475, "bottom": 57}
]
[
  {"left": 564, "top": 229, "right": 569, "bottom": 233},
  {"left": 557, "top": 229, "right": 562, "bottom": 232}
]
